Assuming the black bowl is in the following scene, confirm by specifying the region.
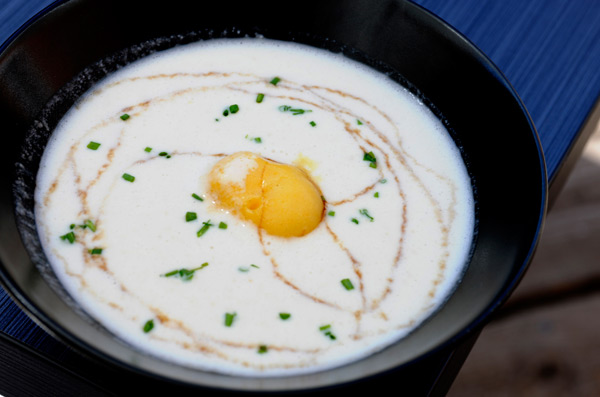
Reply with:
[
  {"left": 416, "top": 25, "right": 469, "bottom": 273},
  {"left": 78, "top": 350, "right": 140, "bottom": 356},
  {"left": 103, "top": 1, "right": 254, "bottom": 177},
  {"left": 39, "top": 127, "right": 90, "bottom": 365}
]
[{"left": 0, "top": 0, "right": 547, "bottom": 393}]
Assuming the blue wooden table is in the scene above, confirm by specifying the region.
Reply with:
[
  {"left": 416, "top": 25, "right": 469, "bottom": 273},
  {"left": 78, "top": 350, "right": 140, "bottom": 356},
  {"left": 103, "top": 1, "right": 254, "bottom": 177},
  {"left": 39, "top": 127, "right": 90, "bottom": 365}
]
[{"left": 1, "top": 0, "right": 599, "bottom": 395}]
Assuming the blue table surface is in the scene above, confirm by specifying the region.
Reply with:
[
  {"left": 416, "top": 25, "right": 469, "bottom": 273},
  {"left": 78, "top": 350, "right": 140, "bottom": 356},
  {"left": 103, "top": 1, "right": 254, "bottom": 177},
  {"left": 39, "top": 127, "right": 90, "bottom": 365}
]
[{"left": 1, "top": 0, "right": 600, "bottom": 392}]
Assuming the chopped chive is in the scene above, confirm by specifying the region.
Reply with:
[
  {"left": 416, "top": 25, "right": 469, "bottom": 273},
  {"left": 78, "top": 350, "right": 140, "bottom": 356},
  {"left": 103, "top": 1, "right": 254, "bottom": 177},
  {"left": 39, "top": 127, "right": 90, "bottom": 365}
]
[
  {"left": 341, "top": 278, "right": 354, "bottom": 290},
  {"left": 357, "top": 119, "right": 363, "bottom": 125},
  {"left": 359, "top": 209, "right": 374, "bottom": 222},
  {"left": 215, "top": 118, "right": 220, "bottom": 122},
  {"left": 250, "top": 264, "right": 260, "bottom": 269},
  {"left": 87, "top": 141, "right": 101, "bottom": 150},
  {"left": 197, "top": 220, "right": 213, "bottom": 237},
  {"left": 143, "top": 319, "right": 154, "bottom": 333},
  {"left": 144, "top": 147, "right": 152, "bottom": 153},
  {"left": 122, "top": 173, "right": 135, "bottom": 182},
  {"left": 256, "top": 93, "right": 265, "bottom": 103},
  {"left": 185, "top": 212, "right": 197, "bottom": 222},
  {"left": 60, "top": 231, "right": 76, "bottom": 244},
  {"left": 309, "top": 121, "right": 316, "bottom": 127},
  {"left": 81, "top": 219, "right": 96, "bottom": 232},
  {"left": 238, "top": 266, "right": 250, "bottom": 272},
  {"left": 88, "top": 248, "right": 103, "bottom": 255},
  {"left": 279, "top": 105, "right": 312, "bottom": 115},
  {"left": 279, "top": 313, "right": 291, "bottom": 320},
  {"left": 270, "top": 77, "right": 281, "bottom": 85},
  {"left": 258, "top": 345, "right": 268, "bottom": 354},
  {"left": 363, "top": 151, "right": 377, "bottom": 168},
  {"left": 120, "top": 113, "right": 130, "bottom": 121},
  {"left": 319, "top": 324, "right": 336, "bottom": 340},
  {"left": 374, "top": 192, "right": 380, "bottom": 198},
  {"left": 69, "top": 224, "right": 75, "bottom": 229},
  {"left": 163, "top": 263, "right": 209, "bottom": 281},
  {"left": 159, "top": 151, "right": 168, "bottom": 157},
  {"left": 218, "top": 222, "right": 228, "bottom": 229},
  {"left": 223, "top": 109, "right": 229, "bottom": 117},
  {"left": 191, "top": 193, "right": 204, "bottom": 202},
  {"left": 245, "top": 134, "right": 262, "bottom": 144},
  {"left": 229, "top": 104, "right": 239, "bottom": 114},
  {"left": 351, "top": 218, "right": 359, "bottom": 224},
  {"left": 328, "top": 211, "right": 335, "bottom": 217},
  {"left": 224, "top": 312, "right": 236, "bottom": 327}
]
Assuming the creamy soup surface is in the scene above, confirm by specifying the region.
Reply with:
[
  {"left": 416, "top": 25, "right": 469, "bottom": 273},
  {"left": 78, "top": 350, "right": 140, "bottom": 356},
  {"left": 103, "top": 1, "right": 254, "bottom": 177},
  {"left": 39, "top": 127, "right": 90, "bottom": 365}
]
[{"left": 35, "top": 38, "right": 474, "bottom": 376}]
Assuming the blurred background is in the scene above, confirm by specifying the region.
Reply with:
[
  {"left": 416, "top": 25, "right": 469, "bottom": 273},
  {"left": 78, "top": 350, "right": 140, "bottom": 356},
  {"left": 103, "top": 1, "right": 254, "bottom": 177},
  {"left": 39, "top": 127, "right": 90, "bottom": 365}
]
[{"left": 449, "top": 122, "right": 600, "bottom": 395}]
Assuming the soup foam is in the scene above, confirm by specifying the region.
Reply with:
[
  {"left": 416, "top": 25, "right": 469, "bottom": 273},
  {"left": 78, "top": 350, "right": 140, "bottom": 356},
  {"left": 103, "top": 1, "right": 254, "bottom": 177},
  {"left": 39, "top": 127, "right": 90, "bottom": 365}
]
[{"left": 35, "top": 38, "right": 474, "bottom": 376}]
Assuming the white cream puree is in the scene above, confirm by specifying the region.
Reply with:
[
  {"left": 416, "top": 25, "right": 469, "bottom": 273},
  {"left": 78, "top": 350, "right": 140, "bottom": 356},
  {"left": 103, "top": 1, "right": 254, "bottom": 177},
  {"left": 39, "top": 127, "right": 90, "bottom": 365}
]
[{"left": 34, "top": 38, "right": 474, "bottom": 376}]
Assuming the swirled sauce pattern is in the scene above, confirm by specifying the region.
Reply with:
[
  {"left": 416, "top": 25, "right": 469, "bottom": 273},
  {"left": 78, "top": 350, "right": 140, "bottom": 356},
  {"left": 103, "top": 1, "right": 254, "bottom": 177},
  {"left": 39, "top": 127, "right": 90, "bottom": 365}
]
[{"left": 35, "top": 39, "right": 474, "bottom": 376}]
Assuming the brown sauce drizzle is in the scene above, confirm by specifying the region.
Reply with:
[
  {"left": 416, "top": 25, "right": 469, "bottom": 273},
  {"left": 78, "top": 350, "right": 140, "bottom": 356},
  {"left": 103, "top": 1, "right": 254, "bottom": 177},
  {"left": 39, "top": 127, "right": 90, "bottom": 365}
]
[{"left": 38, "top": 70, "right": 463, "bottom": 370}]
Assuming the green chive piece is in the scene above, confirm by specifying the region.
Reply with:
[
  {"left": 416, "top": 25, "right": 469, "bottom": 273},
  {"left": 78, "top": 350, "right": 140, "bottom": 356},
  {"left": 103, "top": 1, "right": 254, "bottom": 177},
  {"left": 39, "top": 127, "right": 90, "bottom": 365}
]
[
  {"left": 223, "top": 109, "right": 229, "bottom": 117},
  {"left": 82, "top": 219, "right": 97, "bottom": 232},
  {"left": 60, "top": 231, "right": 76, "bottom": 244},
  {"left": 197, "top": 220, "right": 213, "bottom": 237},
  {"left": 186, "top": 212, "right": 197, "bottom": 222},
  {"left": 122, "top": 173, "right": 135, "bottom": 182},
  {"left": 279, "top": 313, "right": 291, "bottom": 320},
  {"left": 319, "top": 324, "right": 336, "bottom": 340},
  {"left": 159, "top": 151, "right": 168, "bottom": 157},
  {"left": 250, "top": 264, "right": 259, "bottom": 269},
  {"left": 363, "top": 151, "right": 377, "bottom": 168},
  {"left": 224, "top": 312, "right": 236, "bottom": 327},
  {"left": 144, "top": 147, "right": 152, "bottom": 153},
  {"left": 69, "top": 224, "right": 76, "bottom": 230},
  {"left": 163, "top": 263, "right": 209, "bottom": 281},
  {"left": 238, "top": 266, "right": 250, "bottom": 272},
  {"left": 87, "top": 141, "right": 101, "bottom": 150},
  {"left": 328, "top": 211, "right": 335, "bottom": 217},
  {"left": 191, "top": 193, "right": 204, "bottom": 202},
  {"left": 351, "top": 218, "right": 359, "bottom": 224},
  {"left": 120, "top": 113, "right": 130, "bottom": 121},
  {"left": 357, "top": 119, "right": 363, "bottom": 125},
  {"left": 256, "top": 93, "right": 265, "bottom": 103},
  {"left": 278, "top": 105, "right": 312, "bottom": 115},
  {"left": 374, "top": 192, "right": 380, "bottom": 198},
  {"left": 218, "top": 222, "right": 228, "bottom": 229},
  {"left": 341, "top": 278, "right": 354, "bottom": 290},
  {"left": 143, "top": 319, "right": 154, "bottom": 333},
  {"left": 270, "top": 77, "right": 281, "bottom": 85},
  {"left": 258, "top": 345, "right": 268, "bottom": 354},
  {"left": 359, "top": 209, "right": 374, "bottom": 222},
  {"left": 245, "top": 135, "right": 262, "bottom": 144},
  {"left": 229, "top": 104, "right": 239, "bottom": 114},
  {"left": 88, "top": 248, "right": 103, "bottom": 255},
  {"left": 310, "top": 121, "right": 316, "bottom": 127}
]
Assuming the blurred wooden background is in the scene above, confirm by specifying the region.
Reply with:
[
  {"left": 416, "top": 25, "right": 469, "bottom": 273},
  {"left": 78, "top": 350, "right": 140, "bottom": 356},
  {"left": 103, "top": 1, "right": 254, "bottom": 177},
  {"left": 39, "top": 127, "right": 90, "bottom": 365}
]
[{"left": 449, "top": 122, "right": 600, "bottom": 396}]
